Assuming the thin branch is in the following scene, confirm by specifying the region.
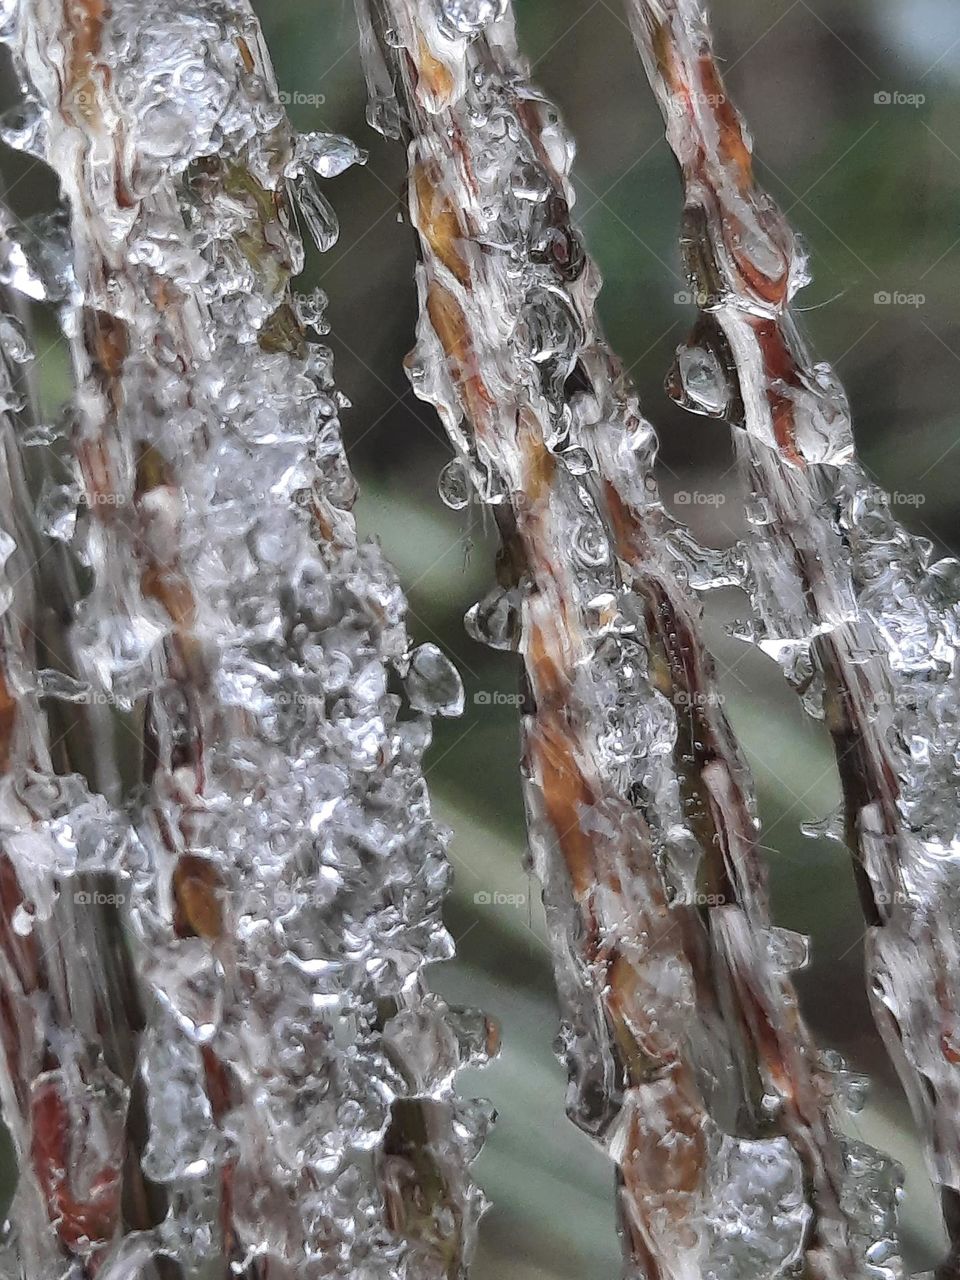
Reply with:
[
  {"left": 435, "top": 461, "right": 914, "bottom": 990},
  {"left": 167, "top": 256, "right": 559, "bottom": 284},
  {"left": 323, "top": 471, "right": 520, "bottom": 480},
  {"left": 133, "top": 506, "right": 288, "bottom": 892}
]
[{"left": 628, "top": 0, "right": 960, "bottom": 1271}]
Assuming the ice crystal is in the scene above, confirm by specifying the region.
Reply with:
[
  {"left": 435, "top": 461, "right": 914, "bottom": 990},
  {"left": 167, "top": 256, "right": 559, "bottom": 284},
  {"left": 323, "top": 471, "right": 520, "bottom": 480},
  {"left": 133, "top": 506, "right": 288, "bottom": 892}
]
[{"left": 0, "top": 0, "right": 488, "bottom": 1275}]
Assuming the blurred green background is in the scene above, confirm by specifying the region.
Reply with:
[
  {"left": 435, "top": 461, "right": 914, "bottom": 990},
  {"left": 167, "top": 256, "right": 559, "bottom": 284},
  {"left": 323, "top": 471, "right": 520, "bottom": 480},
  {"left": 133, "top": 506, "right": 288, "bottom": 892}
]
[{"left": 5, "top": 0, "right": 960, "bottom": 1274}]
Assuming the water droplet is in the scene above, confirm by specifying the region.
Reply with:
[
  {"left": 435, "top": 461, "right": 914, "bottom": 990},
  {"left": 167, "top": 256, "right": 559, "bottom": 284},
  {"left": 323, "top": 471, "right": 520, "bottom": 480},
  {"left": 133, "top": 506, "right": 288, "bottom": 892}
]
[
  {"left": 672, "top": 344, "right": 730, "bottom": 416},
  {"left": 0, "top": 312, "right": 32, "bottom": 363},
  {"left": 405, "top": 644, "right": 464, "bottom": 717},
  {"left": 293, "top": 171, "right": 339, "bottom": 253},
  {"left": 439, "top": 0, "right": 507, "bottom": 36},
  {"left": 465, "top": 588, "right": 521, "bottom": 651},
  {"left": 561, "top": 446, "right": 594, "bottom": 476},
  {"left": 36, "top": 481, "right": 80, "bottom": 542},
  {"left": 438, "top": 458, "right": 471, "bottom": 510},
  {"left": 295, "top": 132, "right": 367, "bottom": 179}
]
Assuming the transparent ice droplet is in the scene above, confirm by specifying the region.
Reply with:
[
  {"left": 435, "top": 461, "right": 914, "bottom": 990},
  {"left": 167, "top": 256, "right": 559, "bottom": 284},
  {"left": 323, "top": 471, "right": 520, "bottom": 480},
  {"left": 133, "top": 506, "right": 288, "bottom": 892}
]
[
  {"left": 764, "top": 926, "right": 810, "bottom": 973},
  {"left": 0, "top": 99, "right": 46, "bottom": 159},
  {"left": 560, "top": 446, "right": 594, "bottom": 476},
  {"left": 293, "top": 171, "right": 340, "bottom": 253},
  {"left": 292, "top": 287, "right": 329, "bottom": 334},
  {"left": 672, "top": 344, "right": 730, "bottom": 416},
  {"left": 36, "top": 480, "right": 80, "bottom": 542},
  {"left": 0, "top": 381, "right": 24, "bottom": 415},
  {"left": 11, "top": 904, "right": 33, "bottom": 937},
  {"left": 922, "top": 557, "right": 960, "bottom": 610},
  {"left": 294, "top": 132, "right": 367, "bottom": 180},
  {"left": 0, "top": 529, "right": 15, "bottom": 570},
  {"left": 405, "top": 643, "right": 464, "bottom": 717},
  {"left": 438, "top": 457, "right": 471, "bottom": 510},
  {"left": 820, "top": 1050, "right": 870, "bottom": 1115},
  {"left": 0, "top": 312, "right": 32, "bottom": 363},
  {"left": 465, "top": 587, "right": 521, "bottom": 651},
  {"left": 510, "top": 160, "right": 551, "bottom": 204},
  {"left": 438, "top": 0, "right": 507, "bottom": 36}
]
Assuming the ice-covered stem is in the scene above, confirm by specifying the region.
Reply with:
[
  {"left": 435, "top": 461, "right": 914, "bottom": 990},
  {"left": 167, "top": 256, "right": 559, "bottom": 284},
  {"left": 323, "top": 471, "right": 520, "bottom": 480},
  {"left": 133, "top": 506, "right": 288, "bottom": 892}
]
[
  {"left": 1, "top": 0, "right": 490, "bottom": 1275},
  {"left": 356, "top": 2, "right": 903, "bottom": 1275},
  {"left": 629, "top": 0, "right": 960, "bottom": 1266},
  {"left": 0, "top": 242, "right": 156, "bottom": 1278}
]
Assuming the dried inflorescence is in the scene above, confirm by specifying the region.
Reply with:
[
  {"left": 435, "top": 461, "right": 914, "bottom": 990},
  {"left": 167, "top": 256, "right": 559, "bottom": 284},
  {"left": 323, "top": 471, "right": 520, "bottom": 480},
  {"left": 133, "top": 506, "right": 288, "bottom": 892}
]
[
  {"left": 629, "top": 0, "right": 960, "bottom": 1266},
  {"left": 0, "top": 1, "right": 490, "bottom": 1276},
  {"left": 355, "top": 1, "right": 904, "bottom": 1275}
]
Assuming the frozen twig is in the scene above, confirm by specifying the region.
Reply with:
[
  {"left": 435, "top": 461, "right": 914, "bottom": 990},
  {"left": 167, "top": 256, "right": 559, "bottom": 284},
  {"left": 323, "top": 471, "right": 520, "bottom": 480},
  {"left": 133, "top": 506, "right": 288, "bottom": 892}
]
[
  {"left": 356, "top": 1, "right": 903, "bottom": 1275},
  {"left": 0, "top": 1, "right": 490, "bottom": 1275},
  {"left": 629, "top": 0, "right": 960, "bottom": 1269}
]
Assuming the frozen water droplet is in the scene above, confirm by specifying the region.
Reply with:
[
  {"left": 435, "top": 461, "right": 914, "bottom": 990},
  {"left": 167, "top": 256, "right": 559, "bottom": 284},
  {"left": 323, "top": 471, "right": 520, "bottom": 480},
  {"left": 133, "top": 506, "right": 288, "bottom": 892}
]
[
  {"left": 292, "top": 287, "right": 329, "bottom": 333},
  {"left": 438, "top": 458, "right": 471, "bottom": 510},
  {"left": 800, "top": 808, "right": 845, "bottom": 844},
  {"left": 672, "top": 344, "right": 730, "bottom": 416},
  {"left": 295, "top": 132, "right": 367, "bottom": 179},
  {"left": 439, "top": 0, "right": 507, "bottom": 36},
  {"left": 0, "top": 99, "right": 46, "bottom": 158},
  {"left": 765, "top": 926, "right": 810, "bottom": 972},
  {"left": 465, "top": 588, "right": 521, "bottom": 651},
  {"left": 405, "top": 643, "right": 464, "bottom": 716},
  {"left": 510, "top": 160, "right": 550, "bottom": 204},
  {"left": 561, "top": 446, "right": 594, "bottom": 476},
  {"left": 0, "top": 312, "right": 32, "bottom": 363},
  {"left": 293, "top": 171, "right": 339, "bottom": 252},
  {"left": 744, "top": 494, "right": 774, "bottom": 526},
  {"left": 36, "top": 481, "right": 79, "bottom": 542},
  {"left": 11, "top": 905, "right": 33, "bottom": 937}
]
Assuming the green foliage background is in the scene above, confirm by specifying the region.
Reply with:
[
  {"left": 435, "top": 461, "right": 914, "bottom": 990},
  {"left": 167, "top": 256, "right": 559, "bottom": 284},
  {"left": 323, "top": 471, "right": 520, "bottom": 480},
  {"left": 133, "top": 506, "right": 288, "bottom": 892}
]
[{"left": 5, "top": 0, "right": 960, "bottom": 1274}]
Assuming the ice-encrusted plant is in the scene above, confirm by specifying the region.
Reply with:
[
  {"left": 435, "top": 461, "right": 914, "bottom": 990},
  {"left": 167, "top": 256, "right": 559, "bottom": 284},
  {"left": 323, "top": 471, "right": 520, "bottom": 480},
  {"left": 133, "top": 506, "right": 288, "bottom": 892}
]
[
  {"left": 0, "top": 1, "right": 491, "bottom": 1276},
  {"left": 0, "top": 0, "right": 955, "bottom": 1277},
  {"left": 627, "top": 0, "right": 960, "bottom": 1270},
  {"left": 352, "top": 1, "right": 905, "bottom": 1275}
]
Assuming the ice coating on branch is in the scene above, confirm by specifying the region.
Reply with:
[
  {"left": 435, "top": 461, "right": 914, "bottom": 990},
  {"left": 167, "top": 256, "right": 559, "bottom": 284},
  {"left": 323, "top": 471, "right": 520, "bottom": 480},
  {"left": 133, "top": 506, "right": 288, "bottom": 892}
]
[
  {"left": 357, "top": 0, "right": 905, "bottom": 1275},
  {"left": 629, "top": 0, "right": 960, "bottom": 1264},
  {"left": 0, "top": 0, "right": 489, "bottom": 1275}
]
